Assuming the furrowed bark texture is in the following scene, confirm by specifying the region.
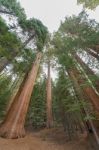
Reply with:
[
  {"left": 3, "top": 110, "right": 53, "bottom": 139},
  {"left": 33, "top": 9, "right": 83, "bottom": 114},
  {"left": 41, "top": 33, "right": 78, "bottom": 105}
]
[{"left": 0, "top": 52, "right": 42, "bottom": 139}]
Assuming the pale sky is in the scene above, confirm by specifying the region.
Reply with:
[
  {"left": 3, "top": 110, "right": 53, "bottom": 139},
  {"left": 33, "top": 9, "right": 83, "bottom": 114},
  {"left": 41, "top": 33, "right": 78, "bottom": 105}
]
[{"left": 18, "top": 0, "right": 99, "bottom": 32}]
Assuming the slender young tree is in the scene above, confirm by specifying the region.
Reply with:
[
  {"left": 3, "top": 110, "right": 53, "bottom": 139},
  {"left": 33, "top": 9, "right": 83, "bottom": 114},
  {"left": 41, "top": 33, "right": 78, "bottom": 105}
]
[{"left": 46, "top": 59, "right": 53, "bottom": 128}]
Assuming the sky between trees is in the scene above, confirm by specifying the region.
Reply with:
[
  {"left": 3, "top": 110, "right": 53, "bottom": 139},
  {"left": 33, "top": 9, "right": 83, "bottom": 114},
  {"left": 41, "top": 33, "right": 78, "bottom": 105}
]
[{"left": 18, "top": 0, "right": 99, "bottom": 32}]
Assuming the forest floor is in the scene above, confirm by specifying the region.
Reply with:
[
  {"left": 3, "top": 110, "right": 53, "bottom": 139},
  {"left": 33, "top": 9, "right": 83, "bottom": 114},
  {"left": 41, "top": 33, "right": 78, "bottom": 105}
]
[{"left": 0, "top": 127, "right": 98, "bottom": 150}]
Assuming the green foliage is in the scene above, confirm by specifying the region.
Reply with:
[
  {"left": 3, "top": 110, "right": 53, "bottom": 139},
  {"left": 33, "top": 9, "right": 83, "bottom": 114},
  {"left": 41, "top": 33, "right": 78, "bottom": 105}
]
[
  {"left": 52, "top": 11, "right": 99, "bottom": 84},
  {"left": 0, "top": 0, "right": 97, "bottom": 130},
  {"left": 77, "top": 0, "right": 99, "bottom": 9},
  {"left": 0, "top": 17, "right": 8, "bottom": 33},
  {"left": 59, "top": 11, "right": 99, "bottom": 50},
  {"left": 0, "top": 0, "right": 26, "bottom": 21},
  {"left": 27, "top": 78, "right": 46, "bottom": 128},
  {"left": 0, "top": 32, "right": 21, "bottom": 59},
  {"left": 0, "top": 0, "right": 48, "bottom": 126},
  {"left": 0, "top": 17, "right": 22, "bottom": 59},
  {"left": 84, "top": 114, "right": 95, "bottom": 121},
  {"left": 0, "top": 75, "right": 11, "bottom": 119},
  {"left": 53, "top": 71, "right": 83, "bottom": 122},
  {"left": 0, "top": 1, "right": 48, "bottom": 77},
  {"left": 20, "top": 18, "right": 48, "bottom": 51},
  {"left": 12, "top": 49, "right": 36, "bottom": 75},
  {"left": 52, "top": 32, "right": 76, "bottom": 70},
  {"left": 0, "top": 0, "right": 48, "bottom": 55}
]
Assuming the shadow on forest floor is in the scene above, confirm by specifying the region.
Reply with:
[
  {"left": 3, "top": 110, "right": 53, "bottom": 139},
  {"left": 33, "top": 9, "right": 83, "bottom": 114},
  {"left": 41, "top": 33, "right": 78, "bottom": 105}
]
[{"left": 0, "top": 127, "right": 98, "bottom": 150}]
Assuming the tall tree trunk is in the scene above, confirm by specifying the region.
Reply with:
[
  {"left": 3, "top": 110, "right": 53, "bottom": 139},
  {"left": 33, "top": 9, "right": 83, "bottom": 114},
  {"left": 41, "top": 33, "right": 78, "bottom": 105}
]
[
  {"left": 46, "top": 60, "right": 53, "bottom": 128},
  {"left": 68, "top": 69, "right": 99, "bottom": 145},
  {"left": 6, "top": 73, "right": 28, "bottom": 112},
  {"left": 74, "top": 54, "right": 99, "bottom": 93},
  {"left": 0, "top": 52, "right": 42, "bottom": 139},
  {"left": 68, "top": 68, "right": 99, "bottom": 112}
]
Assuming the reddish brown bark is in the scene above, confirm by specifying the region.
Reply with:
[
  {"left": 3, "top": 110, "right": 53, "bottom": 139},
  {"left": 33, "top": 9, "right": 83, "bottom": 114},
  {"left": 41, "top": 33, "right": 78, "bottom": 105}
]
[
  {"left": 0, "top": 52, "right": 42, "bottom": 139},
  {"left": 46, "top": 60, "right": 53, "bottom": 128},
  {"left": 68, "top": 68, "right": 99, "bottom": 112},
  {"left": 74, "top": 54, "right": 99, "bottom": 93},
  {"left": 68, "top": 70, "right": 99, "bottom": 144},
  {"left": 6, "top": 73, "right": 28, "bottom": 113}
]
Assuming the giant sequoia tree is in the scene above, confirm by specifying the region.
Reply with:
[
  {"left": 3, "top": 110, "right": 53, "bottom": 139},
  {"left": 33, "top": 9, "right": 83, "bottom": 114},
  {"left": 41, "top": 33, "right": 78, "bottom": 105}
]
[
  {"left": 0, "top": 0, "right": 48, "bottom": 73},
  {"left": 0, "top": 0, "right": 99, "bottom": 143},
  {"left": 52, "top": 12, "right": 99, "bottom": 137},
  {"left": 0, "top": 0, "right": 48, "bottom": 139},
  {"left": 0, "top": 52, "right": 42, "bottom": 138},
  {"left": 0, "top": 27, "right": 48, "bottom": 138}
]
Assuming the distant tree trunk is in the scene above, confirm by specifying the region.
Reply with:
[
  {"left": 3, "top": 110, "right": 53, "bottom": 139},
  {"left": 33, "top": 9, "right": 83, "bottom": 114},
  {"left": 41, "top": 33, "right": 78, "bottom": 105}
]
[
  {"left": 0, "top": 52, "right": 42, "bottom": 139},
  {"left": 68, "top": 68, "right": 99, "bottom": 112},
  {"left": 86, "top": 49, "right": 99, "bottom": 60},
  {"left": 90, "top": 45, "right": 99, "bottom": 54},
  {"left": 68, "top": 70, "right": 99, "bottom": 145},
  {"left": 46, "top": 60, "right": 53, "bottom": 128},
  {"left": 74, "top": 54, "right": 99, "bottom": 93}
]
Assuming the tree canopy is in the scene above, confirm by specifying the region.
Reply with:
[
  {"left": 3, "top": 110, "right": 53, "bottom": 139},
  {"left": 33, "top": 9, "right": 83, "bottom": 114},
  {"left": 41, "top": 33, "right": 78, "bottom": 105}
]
[
  {"left": 77, "top": 0, "right": 99, "bottom": 9},
  {"left": 0, "top": 0, "right": 99, "bottom": 143}
]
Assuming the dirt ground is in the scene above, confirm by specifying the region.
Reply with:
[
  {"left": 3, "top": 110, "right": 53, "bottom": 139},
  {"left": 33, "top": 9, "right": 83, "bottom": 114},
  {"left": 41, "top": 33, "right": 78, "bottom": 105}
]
[{"left": 0, "top": 128, "right": 97, "bottom": 150}]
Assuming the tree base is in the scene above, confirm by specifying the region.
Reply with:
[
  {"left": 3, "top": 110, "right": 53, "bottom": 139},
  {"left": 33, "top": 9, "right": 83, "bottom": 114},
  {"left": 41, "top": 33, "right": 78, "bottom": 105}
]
[
  {"left": 46, "top": 122, "right": 54, "bottom": 128},
  {"left": 0, "top": 124, "right": 26, "bottom": 139}
]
